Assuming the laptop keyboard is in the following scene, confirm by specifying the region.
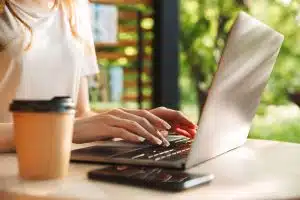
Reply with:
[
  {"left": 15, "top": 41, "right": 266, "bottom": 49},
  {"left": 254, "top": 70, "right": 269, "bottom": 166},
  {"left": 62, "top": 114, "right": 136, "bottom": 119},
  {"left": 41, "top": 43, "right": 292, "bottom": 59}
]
[{"left": 114, "top": 137, "right": 193, "bottom": 162}]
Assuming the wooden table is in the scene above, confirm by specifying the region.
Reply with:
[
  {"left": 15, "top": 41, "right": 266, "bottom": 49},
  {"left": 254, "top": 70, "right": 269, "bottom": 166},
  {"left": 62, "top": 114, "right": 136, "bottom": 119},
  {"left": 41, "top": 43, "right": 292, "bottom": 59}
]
[{"left": 1, "top": 139, "right": 300, "bottom": 200}]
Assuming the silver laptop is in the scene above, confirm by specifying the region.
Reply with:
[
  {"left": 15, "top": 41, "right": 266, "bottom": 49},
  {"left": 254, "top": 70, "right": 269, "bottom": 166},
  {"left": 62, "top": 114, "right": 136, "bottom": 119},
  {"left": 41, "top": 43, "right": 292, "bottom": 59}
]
[{"left": 71, "top": 12, "right": 284, "bottom": 169}]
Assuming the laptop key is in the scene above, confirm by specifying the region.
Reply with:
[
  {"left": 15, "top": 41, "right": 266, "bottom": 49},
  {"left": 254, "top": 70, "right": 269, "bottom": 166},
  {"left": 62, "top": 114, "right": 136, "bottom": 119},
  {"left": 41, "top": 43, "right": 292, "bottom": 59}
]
[
  {"left": 132, "top": 154, "right": 146, "bottom": 160},
  {"left": 114, "top": 138, "right": 193, "bottom": 161},
  {"left": 165, "top": 153, "right": 172, "bottom": 158},
  {"left": 154, "top": 157, "right": 161, "bottom": 161}
]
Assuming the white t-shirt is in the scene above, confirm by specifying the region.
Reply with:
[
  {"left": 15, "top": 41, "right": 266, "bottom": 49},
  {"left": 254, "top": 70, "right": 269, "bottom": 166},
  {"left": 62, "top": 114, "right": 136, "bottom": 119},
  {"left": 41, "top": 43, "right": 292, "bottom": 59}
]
[{"left": 0, "top": 0, "right": 99, "bottom": 122}]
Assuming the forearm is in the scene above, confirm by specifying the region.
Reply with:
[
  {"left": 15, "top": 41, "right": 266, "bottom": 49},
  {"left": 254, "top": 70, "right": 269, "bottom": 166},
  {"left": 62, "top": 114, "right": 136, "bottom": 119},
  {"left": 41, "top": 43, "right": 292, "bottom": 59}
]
[
  {"left": 0, "top": 123, "right": 15, "bottom": 153},
  {"left": 73, "top": 110, "right": 100, "bottom": 144},
  {"left": 76, "top": 109, "right": 98, "bottom": 119}
]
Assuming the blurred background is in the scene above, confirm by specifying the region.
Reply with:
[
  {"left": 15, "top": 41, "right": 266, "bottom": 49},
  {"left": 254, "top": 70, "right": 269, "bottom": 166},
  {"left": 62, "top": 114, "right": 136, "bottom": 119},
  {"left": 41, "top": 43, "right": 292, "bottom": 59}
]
[{"left": 89, "top": 0, "right": 300, "bottom": 144}]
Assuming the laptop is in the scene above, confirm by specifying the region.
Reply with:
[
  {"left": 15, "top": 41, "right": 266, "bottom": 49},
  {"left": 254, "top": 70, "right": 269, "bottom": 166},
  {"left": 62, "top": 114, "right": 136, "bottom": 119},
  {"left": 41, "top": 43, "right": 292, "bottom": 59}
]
[{"left": 71, "top": 12, "right": 284, "bottom": 169}]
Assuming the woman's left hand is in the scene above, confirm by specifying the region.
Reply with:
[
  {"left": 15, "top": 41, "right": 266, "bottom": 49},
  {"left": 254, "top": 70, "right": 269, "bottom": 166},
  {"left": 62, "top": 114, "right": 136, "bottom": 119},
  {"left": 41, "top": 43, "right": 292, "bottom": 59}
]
[{"left": 149, "top": 107, "right": 197, "bottom": 139}]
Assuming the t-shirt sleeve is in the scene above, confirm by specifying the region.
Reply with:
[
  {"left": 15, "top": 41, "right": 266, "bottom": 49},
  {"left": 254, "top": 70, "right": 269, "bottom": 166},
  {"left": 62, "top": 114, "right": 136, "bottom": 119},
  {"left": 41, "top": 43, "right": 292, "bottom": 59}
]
[{"left": 75, "top": 0, "right": 99, "bottom": 77}]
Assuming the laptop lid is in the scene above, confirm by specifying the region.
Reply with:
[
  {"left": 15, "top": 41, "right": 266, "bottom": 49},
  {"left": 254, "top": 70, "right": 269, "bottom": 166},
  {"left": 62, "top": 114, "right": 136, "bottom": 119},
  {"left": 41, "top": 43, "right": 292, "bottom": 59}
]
[{"left": 186, "top": 12, "right": 284, "bottom": 168}]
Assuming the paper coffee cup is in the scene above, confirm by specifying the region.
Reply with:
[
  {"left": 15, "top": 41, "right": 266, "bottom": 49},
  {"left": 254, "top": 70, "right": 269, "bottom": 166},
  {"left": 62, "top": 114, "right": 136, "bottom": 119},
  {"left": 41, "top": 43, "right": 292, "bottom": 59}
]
[{"left": 10, "top": 97, "right": 75, "bottom": 180}]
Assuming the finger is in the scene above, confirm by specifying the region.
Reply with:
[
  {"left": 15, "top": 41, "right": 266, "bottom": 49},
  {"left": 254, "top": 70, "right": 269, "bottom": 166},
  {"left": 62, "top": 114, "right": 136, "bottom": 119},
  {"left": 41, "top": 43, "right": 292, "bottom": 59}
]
[
  {"left": 157, "top": 130, "right": 170, "bottom": 147},
  {"left": 174, "top": 127, "right": 193, "bottom": 139},
  {"left": 187, "top": 128, "right": 197, "bottom": 137},
  {"left": 185, "top": 129, "right": 196, "bottom": 138},
  {"left": 109, "top": 109, "right": 168, "bottom": 145},
  {"left": 108, "top": 116, "right": 163, "bottom": 145},
  {"left": 181, "top": 123, "right": 198, "bottom": 129},
  {"left": 121, "top": 108, "right": 172, "bottom": 130},
  {"left": 111, "top": 127, "right": 142, "bottom": 143},
  {"left": 173, "top": 111, "right": 196, "bottom": 128},
  {"left": 160, "top": 130, "right": 169, "bottom": 137},
  {"left": 174, "top": 125, "right": 197, "bottom": 137},
  {"left": 153, "top": 107, "right": 195, "bottom": 128}
]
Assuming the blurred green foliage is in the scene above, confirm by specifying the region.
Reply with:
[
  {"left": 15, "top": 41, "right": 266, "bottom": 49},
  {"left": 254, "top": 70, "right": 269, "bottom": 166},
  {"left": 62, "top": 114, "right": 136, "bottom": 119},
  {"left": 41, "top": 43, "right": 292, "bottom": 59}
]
[
  {"left": 249, "top": 116, "right": 300, "bottom": 143},
  {"left": 180, "top": 0, "right": 248, "bottom": 109},
  {"left": 180, "top": 0, "right": 300, "bottom": 107},
  {"left": 252, "top": 0, "right": 300, "bottom": 105}
]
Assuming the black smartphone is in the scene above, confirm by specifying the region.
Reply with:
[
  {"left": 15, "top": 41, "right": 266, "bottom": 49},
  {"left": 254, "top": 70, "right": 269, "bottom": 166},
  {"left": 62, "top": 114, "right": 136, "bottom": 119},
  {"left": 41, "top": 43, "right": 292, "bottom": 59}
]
[{"left": 87, "top": 165, "right": 214, "bottom": 192}]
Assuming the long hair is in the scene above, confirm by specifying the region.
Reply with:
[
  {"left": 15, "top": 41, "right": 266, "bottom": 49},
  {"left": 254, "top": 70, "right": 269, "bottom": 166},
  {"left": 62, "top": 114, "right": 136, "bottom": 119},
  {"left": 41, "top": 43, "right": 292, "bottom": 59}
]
[{"left": 1, "top": 0, "right": 80, "bottom": 51}]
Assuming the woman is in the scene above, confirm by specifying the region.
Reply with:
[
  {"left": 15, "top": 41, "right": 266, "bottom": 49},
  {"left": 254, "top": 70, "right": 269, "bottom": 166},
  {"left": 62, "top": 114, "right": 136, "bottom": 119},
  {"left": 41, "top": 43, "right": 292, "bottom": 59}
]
[{"left": 0, "top": 0, "right": 196, "bottom": 152}]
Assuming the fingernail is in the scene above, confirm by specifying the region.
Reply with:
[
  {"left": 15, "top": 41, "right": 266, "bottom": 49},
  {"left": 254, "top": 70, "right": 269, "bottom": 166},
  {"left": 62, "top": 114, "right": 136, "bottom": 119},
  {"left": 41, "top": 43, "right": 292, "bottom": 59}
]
[
  {"left": 157, "top": 131, "right": 170, "bottom": 147},
  {"left": 163, "top": 122, "right": 171, "bottom": 130},
  {"left": 154, "top": 138, "right": 163, "bottom": 145},
  {"left": 162, "top": 137, "right": 170, "bottom": 147},
  {"left": 138, "top": 137, "right": 146, "bottom": 142}
]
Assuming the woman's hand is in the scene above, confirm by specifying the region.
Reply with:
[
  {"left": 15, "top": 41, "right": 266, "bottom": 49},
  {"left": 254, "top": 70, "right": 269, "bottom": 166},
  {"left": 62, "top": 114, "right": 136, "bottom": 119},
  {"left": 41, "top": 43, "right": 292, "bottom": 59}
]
[
  {"left": 150, "top": 107, "right": 197, "bottom": 139},
  {"left": 73, "top": 108, "right": 172, "bottom": 145}
]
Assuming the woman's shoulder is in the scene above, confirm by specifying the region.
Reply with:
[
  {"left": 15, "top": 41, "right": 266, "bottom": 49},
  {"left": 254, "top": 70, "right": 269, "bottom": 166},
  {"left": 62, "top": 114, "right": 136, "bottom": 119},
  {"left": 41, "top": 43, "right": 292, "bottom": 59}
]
[{"left": 0, "top": 7, "right": 23, "bottom": 51}]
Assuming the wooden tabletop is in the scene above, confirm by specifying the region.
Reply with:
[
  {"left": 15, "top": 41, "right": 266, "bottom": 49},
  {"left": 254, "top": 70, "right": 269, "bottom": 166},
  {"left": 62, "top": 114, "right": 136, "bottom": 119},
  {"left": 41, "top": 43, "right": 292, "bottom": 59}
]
[{"left": 1, "top": 139, "right": 300, "bottom": 200}]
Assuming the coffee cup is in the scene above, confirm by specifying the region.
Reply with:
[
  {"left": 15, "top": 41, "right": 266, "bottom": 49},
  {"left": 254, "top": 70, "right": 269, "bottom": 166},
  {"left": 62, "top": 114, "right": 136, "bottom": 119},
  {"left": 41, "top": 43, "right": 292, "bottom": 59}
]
[{"left": 9, "top": 96, "right": 75, "bottom": 180}]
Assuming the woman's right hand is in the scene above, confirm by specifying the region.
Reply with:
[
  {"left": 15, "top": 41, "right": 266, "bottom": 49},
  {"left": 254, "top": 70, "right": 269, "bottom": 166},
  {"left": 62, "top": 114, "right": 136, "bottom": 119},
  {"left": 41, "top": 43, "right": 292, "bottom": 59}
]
[{"left": 73, "top": 109, "right": 172, "bottom": 145}]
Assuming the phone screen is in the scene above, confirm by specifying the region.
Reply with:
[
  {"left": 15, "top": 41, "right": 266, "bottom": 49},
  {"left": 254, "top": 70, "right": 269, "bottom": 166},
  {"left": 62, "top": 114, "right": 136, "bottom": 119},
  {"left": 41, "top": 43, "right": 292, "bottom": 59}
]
[{"left": 88, "top": 165, "right": 214, "bottom": 191}]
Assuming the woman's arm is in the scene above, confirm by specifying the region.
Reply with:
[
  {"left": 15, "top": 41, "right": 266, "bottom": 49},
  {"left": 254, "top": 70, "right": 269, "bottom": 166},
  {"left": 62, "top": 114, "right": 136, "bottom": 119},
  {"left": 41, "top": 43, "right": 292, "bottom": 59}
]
[
  {"left": 0, "top": 123, "right": 14, "bottom": 153},
  {"left": 73, "top": 76, "right": 170, "bottom": 145},
  {"left": 0, "top": 43, "right": 22, "bottom": 153},
  {"left": 75, "top": 76, "right": 96, "bottom": 118},
  {"left": 73, "top": 76, "right": 196, "bottom": 145}
]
